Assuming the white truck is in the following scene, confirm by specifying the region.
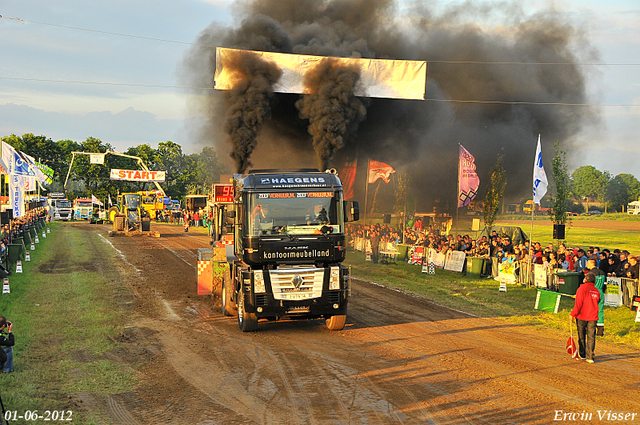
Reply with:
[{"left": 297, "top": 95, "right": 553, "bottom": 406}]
[
  {"left": 48, "top": 193, "right": 73, "bottom": 221},
  {"left": 627, "top": 201, "right": 640, "bottom": 215}
]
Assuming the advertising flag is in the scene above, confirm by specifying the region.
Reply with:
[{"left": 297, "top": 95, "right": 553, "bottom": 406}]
[
  {"left": 0, "top": 142, "right": 12, "bottom": 174},
  {"left": 533, "top": 135, "right": 548, "bottom": 204},
  {"left": 340, "top": 158, "right": 358, "bottom": 200},
  {"left": 368, "top": 160, "right": 395, "bottom": 184},
  {"left": 91, "top": 194, "right": 103, "bottom": 206},
  {"left": 458, "top": 145, "right": 480, "bottom": 208},
  {"left": 9, "top": 174, "right": 24, "bottom": 218}
]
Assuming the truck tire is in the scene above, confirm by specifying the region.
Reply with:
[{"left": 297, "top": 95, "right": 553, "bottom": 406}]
[
  {"left": 108, "top": 207, "right": 120, "bottom": 223},
  {"left": 237, "top": 293, "right": 258, "bottom": 332},
  {"left": 221, "top": 275, "right": 237, "bottom": 316},
  {"left": 114, "top": 215, "right": 125, "bottom": 232},
  {"left": 325, "top": 315, "right": 346, "bottom": 331},
  {"left": 141, "top": 217, "right": 151, "bottom": 232}
]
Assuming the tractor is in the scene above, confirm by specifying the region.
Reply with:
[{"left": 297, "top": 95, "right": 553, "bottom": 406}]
[{"left": 109, "top": 193, "right": 151, "bottom": 233}]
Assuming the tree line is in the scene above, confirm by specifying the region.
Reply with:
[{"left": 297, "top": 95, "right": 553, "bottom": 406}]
[{"left": 1, "top": 133, "right": 229, "bottom": 203}]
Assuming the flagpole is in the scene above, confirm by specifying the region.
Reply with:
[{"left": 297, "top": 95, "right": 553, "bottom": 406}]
[
  {"left": 364, "top": 159, "right": 370, "bottom": 227},
  {"left": 456, "top": 144, "right": 461, "bottom": 235}
]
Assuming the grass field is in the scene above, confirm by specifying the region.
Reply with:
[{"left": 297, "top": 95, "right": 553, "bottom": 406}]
[{"left": 0, "top": 222, "right": 135, "bottom": 424}]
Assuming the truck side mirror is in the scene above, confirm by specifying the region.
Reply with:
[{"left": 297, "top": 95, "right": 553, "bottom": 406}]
[{"left": 345, "top": 201, "right": 359, "bottom": 222}]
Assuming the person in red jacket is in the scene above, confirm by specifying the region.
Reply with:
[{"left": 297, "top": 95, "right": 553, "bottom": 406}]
[{"left": 570, "top": 272, "right": 601, "bottom": 363}]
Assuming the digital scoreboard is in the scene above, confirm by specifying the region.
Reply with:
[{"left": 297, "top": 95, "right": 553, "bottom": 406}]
[{"left": 213, "top": 184, "right": 234, "bottom": 204}]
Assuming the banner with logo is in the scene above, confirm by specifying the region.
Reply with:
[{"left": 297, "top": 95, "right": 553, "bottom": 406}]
[
  {"left": 458, "top": 145, "right": 480, "bottom": 208},
  {"left": 110, "top": 169, "right": 166, "bottom": 182},
  {"left": 427, "top": 248, "right": 446, "bottom": 268},
  {"left": 444, "top": 251, "right": 466, "bottom": 272},
  {"left": 10, "top": 174, "right": 24, "bottom": 218},
  {"left": 498, "top": 259, "right": 517, "bottom": 284},
  {"left": 90, "top": 153, "right": 106, "bottom": 164},
  {"left": 604, "top": 276, "right": 622, "bottom": 307},
  {"left": 533, "top": 135, "right": 548, "bottom": 204}
]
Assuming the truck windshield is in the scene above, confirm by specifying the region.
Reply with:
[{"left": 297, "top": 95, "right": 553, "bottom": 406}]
[
  {"left": 248, "top": 191, "right": 342, "bottom": 236},
  {"left": 124, "top": 194, "right": 140, "bottom": 209},
  {"left": 77, "top": 201, "right": 92, "bottom": 207},
  {"left": 57, "top": 200, "right": 72, "bottom": 208}
]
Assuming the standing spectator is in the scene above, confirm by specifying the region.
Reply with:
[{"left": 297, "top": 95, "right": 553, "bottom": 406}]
[
  {"left": 626, "top": 255, "right": 639, "bottom": 280},
  {"left": 193, "top": 210, "right": 200, "bottom": 228},
  {"left": 0, "top": 316, "right": 14, "bottom": 373},
  {"left": 570, "top": 273, "right": 600, "bottom": 363},
  {"left": 370, "top": 230, "right": 380, "bottom": 264}
]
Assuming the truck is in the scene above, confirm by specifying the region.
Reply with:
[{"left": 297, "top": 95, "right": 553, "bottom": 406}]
[
  {"left": 203, "top": 169, "right": 360, "bottom": 332},
  {"left": 138, "top": 190, "right": 165, "bottom": 220},
  {"left": 185, "top": 194, "right": 208, "bottom": 213},
  {"left": 628, "top": 201, "right": 640, "bottom": 215},
  {"left": 73, "top": 198, "right": 93, "bottom": 220},
  {"left": 48, "top": 193, "right": 73, "bottom": 221}
]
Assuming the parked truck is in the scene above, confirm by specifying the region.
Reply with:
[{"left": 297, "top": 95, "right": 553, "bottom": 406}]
[
  {"left": 201, "top": 169, "right": 359, "bottom": 332},
  {"left": 48, "top": 193, "right": 73, "bottom": 221},
  {"left": 73, "top": 198, "right": 93, "bottom": 220}
]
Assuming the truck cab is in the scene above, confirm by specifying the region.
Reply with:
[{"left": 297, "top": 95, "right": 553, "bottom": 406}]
[
  {"left": 73, "top": 198, "right": 93, "bottom": 220},
  {"left": 219, "top": 169, "right": 359, "bottom": 332}
]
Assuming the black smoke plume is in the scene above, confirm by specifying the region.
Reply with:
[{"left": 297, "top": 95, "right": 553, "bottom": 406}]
[
  {"left": 181, "top": 0, "right": 598, "bottom": 211},
  {"left": 295, "top": 59, "right": 367, "bottom": 170},
  {"left": 220, "top": 50, "right": 282, "bottom": 173}
]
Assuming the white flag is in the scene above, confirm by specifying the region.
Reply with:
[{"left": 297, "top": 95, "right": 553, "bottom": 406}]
[{"left": 533, "top": 135, "right": 548, "bottom": 205}]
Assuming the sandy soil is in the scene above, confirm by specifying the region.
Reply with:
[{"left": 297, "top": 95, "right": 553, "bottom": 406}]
[{"left": 69, "top": 222, "right": 640, "bottom": 424}]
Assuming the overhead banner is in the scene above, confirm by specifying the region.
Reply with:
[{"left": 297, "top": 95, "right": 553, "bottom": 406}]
[
  {"left": 110, "top": 169, "right": 166, "bottom": 182},
  {"left": 214, "top": 47, "right": 427, "bottom": 100}
]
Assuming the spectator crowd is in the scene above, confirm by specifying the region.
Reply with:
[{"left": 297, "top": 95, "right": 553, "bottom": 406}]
[{"left": 346, "top": 221, "right": 639, "bottom": 303}]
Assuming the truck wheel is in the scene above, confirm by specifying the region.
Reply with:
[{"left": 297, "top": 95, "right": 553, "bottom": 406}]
[
  {"left": 108, "top": 207, "right": 119, "bottom": 223},
  {"left": 237, "top": 293, "right": 258, "bottom": 332},
  {"left": 325, "top": 315, "right": 346, "bottom": 331},
  {"left": 114, "top": 215, "right": 125, "bottom": 232},
  {"left": 221, "top": 275, "right": 237, "bottom": 316}
]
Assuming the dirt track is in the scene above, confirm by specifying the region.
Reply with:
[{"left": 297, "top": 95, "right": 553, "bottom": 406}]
[{"left": 72, "top": 222, "right": 640, "bottom": 424}]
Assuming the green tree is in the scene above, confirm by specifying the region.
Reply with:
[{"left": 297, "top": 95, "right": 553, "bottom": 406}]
[
  {"left": 549, "top": 142, "right": 570, "bottom": 225},
  {"left": 570, "top": 165, "right": 606, "bottom": 212},
  {"left": 605, "top": 174, "right": 629, "bottom": 212},
  {"left": 483, "top": 155, "right": 507, "bottom": 232},
  {"left": 618, "top": 173, "right": 640, "bottom": 204},
  {"left": 195, "top": 146, "right": 227, "bottom": 188}
]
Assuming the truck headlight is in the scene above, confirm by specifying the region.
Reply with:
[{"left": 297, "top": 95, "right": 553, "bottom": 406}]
[
  {"left": 254, "top": 270, "right": 266, "bottom": 294},
  {"left": 329, "top": 266, "right": 340, "bottom": 290}
]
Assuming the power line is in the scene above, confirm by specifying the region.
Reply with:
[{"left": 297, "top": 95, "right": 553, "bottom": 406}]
[
  {"left": 0, "top": 76, "right": 214, "bottom": 90},
  {"left": 1, "top": 76, "right": 638, "bottom": 107},
  {"left": 2, "top": 14, "right": 640, "bottom": 67}
]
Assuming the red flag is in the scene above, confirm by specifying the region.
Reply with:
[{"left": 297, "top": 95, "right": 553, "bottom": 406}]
[
  {"left": 340, "top": 158, "right": 357, "bottom": 200},
  {"left": 368, "top": 160, "right": 395, "bottom": 184},
  {"left": 566, "top": 335, "right": 578, "bottom": 358}
]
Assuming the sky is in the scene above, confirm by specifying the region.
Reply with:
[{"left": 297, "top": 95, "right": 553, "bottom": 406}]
[{"left": 0, "top": 0, "right": 639, "bottom": 178}]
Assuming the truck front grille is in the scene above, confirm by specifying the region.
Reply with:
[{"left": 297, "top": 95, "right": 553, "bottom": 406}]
[{"left": 269, "top": 267, "right": 324, "bottom": 301}]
